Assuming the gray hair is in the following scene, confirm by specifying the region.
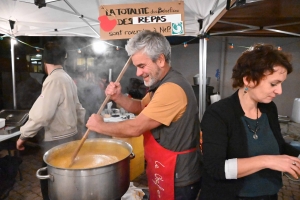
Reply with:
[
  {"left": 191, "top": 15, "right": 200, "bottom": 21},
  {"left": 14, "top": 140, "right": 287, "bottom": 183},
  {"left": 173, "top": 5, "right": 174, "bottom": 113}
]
[{"left": 125, "top": 30, "right": 171, "bottom": 65}]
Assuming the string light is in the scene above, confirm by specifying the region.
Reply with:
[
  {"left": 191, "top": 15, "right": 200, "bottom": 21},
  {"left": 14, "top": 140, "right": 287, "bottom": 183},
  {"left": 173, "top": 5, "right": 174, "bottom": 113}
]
[
  {"left": 1, "top": 33, "right": 200, "bottom": 51},
  {"left": 92, "top": 40, "right": 107, "bottom": 54},
  {"left": 1, "top": 33, "right": 197, "bottom": 53},
  {"left": 228, "top": 42, "right": 287, "bottom": 50},
  {"left": 3, "top": 35, "right": 295, "bottom": 57}
]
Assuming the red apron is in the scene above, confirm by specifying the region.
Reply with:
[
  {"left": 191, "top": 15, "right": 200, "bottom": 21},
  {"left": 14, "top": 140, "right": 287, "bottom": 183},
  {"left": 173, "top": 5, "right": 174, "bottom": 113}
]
[{"left": 143, "top": 131, "right": 196, "bottom": 200}]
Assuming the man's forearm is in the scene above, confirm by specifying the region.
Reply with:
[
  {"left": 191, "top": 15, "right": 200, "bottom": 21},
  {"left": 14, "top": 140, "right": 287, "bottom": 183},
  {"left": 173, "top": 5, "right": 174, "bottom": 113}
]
[{"left": 113, "top": 94, "right": 143, "bottom": 114}]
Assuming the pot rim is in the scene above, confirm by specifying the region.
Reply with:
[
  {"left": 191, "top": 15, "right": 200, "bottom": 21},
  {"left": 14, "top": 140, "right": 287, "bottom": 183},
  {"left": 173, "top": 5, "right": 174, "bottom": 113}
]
[{"left": 43, "top": 138, "right": 133, "bottom": 170}]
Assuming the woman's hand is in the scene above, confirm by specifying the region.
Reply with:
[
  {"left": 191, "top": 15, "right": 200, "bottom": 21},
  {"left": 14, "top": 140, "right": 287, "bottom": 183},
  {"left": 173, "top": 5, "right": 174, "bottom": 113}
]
[
  {"left": 267, "top": 155, "right": 300, "bottom": 179},
  {"left": 238, "top": 155, "right": 300, "bottom": 179}
]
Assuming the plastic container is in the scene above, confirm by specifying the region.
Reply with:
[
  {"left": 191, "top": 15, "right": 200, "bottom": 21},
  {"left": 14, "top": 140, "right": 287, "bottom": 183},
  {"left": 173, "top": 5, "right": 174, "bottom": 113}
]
[
  {"left": 193, "top": 74, "right": 211, "bottom": 85},
  {"left": 291, "top": 98, "right": 300, "bottom": 123},
  {"left": 0, "top": 118, "right": 5, "bottom": 128}
]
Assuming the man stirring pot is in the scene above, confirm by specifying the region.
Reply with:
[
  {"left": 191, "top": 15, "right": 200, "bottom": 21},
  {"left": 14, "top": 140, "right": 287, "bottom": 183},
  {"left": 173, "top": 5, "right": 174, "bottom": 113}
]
[{"left": 86, "top": 30, "right": 202, "bottom": 200}]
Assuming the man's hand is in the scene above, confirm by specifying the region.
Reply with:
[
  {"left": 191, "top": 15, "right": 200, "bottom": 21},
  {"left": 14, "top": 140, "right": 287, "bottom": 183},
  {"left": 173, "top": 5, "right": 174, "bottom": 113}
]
[
  {"left": 106, "top": 82, "right": 122, "bottom": 101},
  {"left": 16, "top": 138, "right": 26, "bottom": 150},
  {"left": 86, "top": 114, "right": 104, "bottom": 133}
]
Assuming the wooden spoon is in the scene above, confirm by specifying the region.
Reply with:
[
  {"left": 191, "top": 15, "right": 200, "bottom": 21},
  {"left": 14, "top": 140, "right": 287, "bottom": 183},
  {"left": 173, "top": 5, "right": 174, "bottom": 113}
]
[{"left": 69, "top": 56, "right": 132, "bottom": 167}]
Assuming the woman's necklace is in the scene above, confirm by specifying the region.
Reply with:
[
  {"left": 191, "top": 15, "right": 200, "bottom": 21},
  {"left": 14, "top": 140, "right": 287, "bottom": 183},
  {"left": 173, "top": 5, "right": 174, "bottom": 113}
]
[{"left": 245, "top": 108, "right": 259, "bottom": 140}]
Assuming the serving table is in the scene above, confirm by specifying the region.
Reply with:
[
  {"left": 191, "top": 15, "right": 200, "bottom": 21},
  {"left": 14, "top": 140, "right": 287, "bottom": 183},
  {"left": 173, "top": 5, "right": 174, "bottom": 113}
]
[{"left": 0, "top": 127, "right": 20, "bottom": 142}]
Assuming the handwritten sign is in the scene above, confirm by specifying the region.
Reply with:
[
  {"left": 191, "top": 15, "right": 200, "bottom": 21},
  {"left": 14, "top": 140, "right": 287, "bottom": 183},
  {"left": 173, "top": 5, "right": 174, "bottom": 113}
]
[{"left": 99, "top": 1, "right": 185, "bottom": 40}]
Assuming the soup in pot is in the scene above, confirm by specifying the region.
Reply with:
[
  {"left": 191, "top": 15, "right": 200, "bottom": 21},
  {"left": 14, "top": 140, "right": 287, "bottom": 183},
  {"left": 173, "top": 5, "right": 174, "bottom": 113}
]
[{"left": 46, "top": 140, "right": 130, "bottom": 169}]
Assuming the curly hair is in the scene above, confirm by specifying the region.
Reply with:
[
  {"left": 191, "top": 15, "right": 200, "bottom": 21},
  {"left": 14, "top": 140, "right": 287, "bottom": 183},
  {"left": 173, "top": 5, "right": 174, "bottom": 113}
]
[{"left": 231, "top": 43, "right": 293, "bottom": 88}]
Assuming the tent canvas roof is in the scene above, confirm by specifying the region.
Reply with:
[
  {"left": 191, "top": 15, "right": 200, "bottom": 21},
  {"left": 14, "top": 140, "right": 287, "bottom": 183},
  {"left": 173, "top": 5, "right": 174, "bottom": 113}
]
[
  {"left": 0, "top": 0, "right": 227, "bottom": 38},
  {"left": 1, "top": 0, "right": 299, "bottom": 39},
  {"left": 209, "top": 0, "right": 300, "bottom": 37}
]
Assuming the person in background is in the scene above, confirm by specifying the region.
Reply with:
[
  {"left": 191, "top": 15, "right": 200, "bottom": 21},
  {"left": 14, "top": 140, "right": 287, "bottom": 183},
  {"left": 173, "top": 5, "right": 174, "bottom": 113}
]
[
  {"left": 77, "top": 70, "right": 105, "bottom": 122},
  {"left": 16, "top": 72, "right": 42, "bottom": 110},
  {"left": 86, "top": 30, "right": 202, "bottom": 200},
  {"left": 77, "top": 70, "right": 107, "bottom": 138},
  {"left": 98, "top": 71, "right": 109, "bottom": 91},
  {"left": 16, "top": 41, "right": 86, "bottom": 200},
  {"left": 98, "top": 71, "right": 114, "bottom": 108},
  {"left": 127, "top": 78, "right": 144, "bottom": 99},
  {"left": 200, "top": 44, "right": 300, "bottom": 200},
  {"left": 16, "top": 72, "right": 44, "bottom": 143}
]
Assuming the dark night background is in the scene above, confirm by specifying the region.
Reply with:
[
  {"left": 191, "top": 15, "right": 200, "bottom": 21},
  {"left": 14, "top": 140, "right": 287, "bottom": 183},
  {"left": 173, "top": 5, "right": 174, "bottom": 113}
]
[{"left": 0, "top": 34, "right": 198, "bottom": 110}]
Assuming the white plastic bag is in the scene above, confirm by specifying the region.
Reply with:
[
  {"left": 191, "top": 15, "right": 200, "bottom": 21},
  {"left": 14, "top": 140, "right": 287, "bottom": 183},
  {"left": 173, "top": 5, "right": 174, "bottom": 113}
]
[
  {"left": 121, "top": 182, "right": 145, "bottom": 200},
  {"left": 210, "top": 94, "right": 221, "bottom": 104}
]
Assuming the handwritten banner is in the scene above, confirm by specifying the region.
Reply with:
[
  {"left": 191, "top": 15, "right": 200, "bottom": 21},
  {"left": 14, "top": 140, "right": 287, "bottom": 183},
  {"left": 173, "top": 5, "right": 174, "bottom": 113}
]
[{"left": 98, "top": 1, "right": 185, "bottom": 40}]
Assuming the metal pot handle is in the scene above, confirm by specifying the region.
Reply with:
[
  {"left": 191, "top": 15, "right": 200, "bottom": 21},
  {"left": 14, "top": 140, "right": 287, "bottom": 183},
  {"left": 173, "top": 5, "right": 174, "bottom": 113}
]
[
  {"left": 36, "top": 167, "right": 54, "bottom": 182},
  {"left": 130, "top": 152, "right": 135, "bottom": 159}
]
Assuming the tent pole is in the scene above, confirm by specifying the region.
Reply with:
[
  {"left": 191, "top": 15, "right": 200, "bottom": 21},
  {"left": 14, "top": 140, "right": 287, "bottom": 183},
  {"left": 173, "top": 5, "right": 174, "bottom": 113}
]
[
  {"left": 199, "top": 38, "right": 207, "bottom": 121},
  {"left": 218, "top": 37, "right": 226, "bottom": 96},
  {"left": 198, "top": 40, "right": 203, "bottom": 120},
  {"left": 202, "top": 38, "right": 207, "bottom": 119},
  {"left": 11, "top": 38, "right": 17, "bottom": 109}
]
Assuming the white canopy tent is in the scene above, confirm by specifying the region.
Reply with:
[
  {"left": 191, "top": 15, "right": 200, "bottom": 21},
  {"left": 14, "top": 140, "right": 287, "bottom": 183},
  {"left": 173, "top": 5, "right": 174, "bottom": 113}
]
[{"left": 0, "top": 0, "right": 230, "bottom": 119}]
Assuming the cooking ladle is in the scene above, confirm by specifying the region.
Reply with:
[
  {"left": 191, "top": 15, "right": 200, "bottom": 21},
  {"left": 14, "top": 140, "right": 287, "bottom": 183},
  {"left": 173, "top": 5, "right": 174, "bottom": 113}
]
[{"left": 69, "top": 56, "right": 132, "bottom": 167}]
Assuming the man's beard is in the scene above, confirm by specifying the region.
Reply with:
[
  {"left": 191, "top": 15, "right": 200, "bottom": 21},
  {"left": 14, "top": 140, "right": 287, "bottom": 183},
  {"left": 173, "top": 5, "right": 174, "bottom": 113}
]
[{"left": 144, "top": 65, "right": 161, "bottom": 87}]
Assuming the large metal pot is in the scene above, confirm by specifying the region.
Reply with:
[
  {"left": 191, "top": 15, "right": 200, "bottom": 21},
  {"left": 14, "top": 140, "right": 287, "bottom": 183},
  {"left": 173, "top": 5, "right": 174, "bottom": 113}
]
[{"left": 36, "top": 138, "right": 134, "bottom": 200}]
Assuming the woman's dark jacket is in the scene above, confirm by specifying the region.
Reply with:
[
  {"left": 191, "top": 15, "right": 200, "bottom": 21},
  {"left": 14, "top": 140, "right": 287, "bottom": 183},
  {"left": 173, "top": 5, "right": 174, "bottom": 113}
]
[{"left": 200, "top": 90, "right": 299, "bottom": 200}]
